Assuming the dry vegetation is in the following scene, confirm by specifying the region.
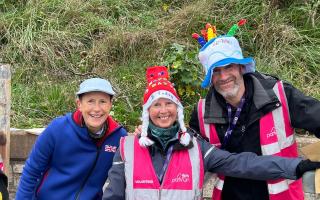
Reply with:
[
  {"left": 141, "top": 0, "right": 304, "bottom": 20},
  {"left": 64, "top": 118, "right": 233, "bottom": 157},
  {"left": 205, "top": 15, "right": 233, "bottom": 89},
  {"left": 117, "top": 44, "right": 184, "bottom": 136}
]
[{"left": 0, "top": 0, "right": 319, "bottom": 130}]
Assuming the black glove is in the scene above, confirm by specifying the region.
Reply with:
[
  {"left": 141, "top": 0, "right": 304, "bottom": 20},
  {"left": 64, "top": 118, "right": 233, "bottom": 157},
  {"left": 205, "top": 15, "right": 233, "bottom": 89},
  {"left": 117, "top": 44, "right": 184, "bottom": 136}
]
[{"left": 296, "top": 159, "right": 320, "bottom": 178}]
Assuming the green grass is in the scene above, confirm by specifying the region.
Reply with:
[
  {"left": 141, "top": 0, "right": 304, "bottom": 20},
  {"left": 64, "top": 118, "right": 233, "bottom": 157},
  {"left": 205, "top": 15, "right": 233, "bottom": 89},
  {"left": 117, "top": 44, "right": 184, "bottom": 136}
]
[{"left": 0, "top": 0, "right": 319, "bottom": 131}]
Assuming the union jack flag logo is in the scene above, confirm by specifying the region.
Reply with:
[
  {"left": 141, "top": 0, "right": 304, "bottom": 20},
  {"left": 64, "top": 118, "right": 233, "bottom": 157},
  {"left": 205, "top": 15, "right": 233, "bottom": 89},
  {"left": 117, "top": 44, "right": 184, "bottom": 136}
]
[{"left": 105, "top": 145, "right": 117, "bottom": 153}]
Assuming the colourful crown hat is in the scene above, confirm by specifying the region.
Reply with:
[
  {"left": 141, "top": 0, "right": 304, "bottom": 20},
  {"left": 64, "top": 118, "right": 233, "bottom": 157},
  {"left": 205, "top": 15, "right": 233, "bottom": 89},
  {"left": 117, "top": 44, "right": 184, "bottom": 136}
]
[
  {"left": 192, "top": 19, "right": 247, "bottom": 47},
  {"left": 192, "top": 19, "right": 256, "bottom": 88}
]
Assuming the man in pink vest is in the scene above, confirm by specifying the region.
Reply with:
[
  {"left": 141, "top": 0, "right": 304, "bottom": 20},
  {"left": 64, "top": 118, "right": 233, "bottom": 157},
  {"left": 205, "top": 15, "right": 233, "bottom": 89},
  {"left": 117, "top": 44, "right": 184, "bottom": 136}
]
[
  {"left": 189, "top": 21, "right": 320, "bottom": 200},
  {"left": 103, "top": 66, "right": 320, "bottom": 200}
]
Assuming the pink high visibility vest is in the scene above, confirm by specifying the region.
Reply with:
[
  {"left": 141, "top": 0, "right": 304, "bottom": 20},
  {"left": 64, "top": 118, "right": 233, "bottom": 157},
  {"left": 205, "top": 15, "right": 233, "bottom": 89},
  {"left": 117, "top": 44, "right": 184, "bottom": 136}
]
[
  {"left": 120, "top": 135, "right": 204, "bottom": 200},
  {"left": 197, "top": 81, "right": 303, "bottom": 200}
]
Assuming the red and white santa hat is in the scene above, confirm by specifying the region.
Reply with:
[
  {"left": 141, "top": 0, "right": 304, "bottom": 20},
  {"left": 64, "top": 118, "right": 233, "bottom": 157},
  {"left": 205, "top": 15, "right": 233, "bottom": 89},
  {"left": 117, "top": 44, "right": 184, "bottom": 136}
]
[{"left": 139, "top": 66, "right": 191, "bottom": 147}]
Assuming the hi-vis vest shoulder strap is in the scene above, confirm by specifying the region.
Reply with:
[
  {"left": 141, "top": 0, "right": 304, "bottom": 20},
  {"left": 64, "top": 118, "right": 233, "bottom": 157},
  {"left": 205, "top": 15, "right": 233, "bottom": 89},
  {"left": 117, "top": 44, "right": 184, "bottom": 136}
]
[
  {"left": 197, "top": 99, "right": 221, "bottom": 148},
  {"left": 120, "top": 135, "right": 204, "bottom": 200},
  {"left": 197, "top": 81, "right": 304, "bottom": 200}
]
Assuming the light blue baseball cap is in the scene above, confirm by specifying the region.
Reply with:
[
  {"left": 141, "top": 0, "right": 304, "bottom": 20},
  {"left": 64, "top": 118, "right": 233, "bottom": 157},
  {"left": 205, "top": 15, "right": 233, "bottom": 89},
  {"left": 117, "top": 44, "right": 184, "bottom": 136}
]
[{"left": 76, "top": 78, "right": 116, "bottom": 96}]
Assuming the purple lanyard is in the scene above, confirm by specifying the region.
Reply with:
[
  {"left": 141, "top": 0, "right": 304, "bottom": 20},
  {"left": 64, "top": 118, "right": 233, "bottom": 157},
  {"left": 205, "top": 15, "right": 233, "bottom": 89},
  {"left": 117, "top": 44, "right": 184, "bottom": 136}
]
[
  {"left": 222, "top": 96, "right": 246, "bottom": 149},
  {"left": 158, "top": 145, "right": 174, "bottom": 182}
]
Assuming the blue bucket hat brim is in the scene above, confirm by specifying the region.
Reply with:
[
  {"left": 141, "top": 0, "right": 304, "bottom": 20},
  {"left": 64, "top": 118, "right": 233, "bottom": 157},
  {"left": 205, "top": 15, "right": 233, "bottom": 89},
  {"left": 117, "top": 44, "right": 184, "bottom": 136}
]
[{"left": 201, "top": 57, "right": 255, "bottom": 88}]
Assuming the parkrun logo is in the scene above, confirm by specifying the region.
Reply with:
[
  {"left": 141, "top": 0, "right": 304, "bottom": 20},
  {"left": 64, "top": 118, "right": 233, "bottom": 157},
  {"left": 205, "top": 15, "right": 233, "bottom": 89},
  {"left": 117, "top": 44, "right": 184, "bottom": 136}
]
[
  {"left": 171, "top": 173, "right": 190, "bottom": 183},
  {"left": 135, "top": 179, "right": 153, "bottom": 184},
  {"left": 266, "top": 127, "right": 277, "bottom": 138}
]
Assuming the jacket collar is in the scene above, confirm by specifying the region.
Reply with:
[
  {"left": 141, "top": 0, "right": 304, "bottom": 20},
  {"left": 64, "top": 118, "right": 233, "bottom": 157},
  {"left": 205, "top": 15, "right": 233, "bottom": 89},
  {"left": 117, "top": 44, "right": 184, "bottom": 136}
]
[
  {"left": 72, "top": 109, "right": 121, "bottom": 145},
  {"left": 146, "top": 129, "right": 194, "bottom": 155},
  {"left": 204, "top": 73, "right": 280, "bottom": 124}
]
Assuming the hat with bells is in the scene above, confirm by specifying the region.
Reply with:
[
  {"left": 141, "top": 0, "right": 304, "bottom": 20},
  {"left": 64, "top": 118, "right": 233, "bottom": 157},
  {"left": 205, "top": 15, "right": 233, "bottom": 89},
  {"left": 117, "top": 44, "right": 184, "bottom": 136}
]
[{"left": 139, "top": 66, "right": 191, "bottom": 147}]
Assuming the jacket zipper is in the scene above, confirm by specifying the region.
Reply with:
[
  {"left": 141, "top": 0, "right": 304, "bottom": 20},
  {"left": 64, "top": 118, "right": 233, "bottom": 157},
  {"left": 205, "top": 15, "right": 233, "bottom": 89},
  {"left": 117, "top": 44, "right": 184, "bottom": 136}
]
[
  {"left": 73, "top": 126, "right": 122, "bottom": 199},
  {"left": 35, "top": 169, "right": 50, "bottom": 197},
  {"left": 75, "top": 145, "right": 101, "bottom": 200}
]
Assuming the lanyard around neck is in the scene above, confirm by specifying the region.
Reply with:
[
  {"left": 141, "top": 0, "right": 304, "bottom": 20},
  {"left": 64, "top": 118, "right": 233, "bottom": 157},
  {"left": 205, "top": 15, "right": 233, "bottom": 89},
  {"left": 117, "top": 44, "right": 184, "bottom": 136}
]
[
  {"left": 222, "top": 96, "right": 246, "bottom": 149},
  {"left": 158, "top": 145, "right": 174, "bottom": 182}
]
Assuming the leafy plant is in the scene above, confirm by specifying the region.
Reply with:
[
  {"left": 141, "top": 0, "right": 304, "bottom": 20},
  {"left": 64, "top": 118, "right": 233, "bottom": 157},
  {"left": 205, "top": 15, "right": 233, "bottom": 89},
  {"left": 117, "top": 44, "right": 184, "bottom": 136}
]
[
  {"left": 162, "top": 43, "right": 207, "bottom": 121},
  {"left": 163, "top": 43, "right": 205, "bottom": 96}
]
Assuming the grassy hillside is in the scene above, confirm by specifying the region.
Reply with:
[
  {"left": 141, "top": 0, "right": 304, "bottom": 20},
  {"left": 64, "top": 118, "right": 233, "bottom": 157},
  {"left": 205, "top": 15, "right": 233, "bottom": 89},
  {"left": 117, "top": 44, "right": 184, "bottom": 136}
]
[{"left": 1, "top": 0, "right": 319, "bottom": 131}]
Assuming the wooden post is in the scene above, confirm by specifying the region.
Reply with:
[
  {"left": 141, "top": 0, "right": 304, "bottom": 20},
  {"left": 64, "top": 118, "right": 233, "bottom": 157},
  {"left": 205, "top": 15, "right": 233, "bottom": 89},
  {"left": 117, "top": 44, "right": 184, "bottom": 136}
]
[{"left": 0, "top": 64, "right": 11, "bottom": 175}]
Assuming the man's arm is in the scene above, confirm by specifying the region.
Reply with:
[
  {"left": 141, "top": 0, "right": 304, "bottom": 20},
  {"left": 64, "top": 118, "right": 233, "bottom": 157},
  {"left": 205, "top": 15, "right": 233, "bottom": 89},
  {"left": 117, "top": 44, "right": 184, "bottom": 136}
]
[
  {"left": 102, "top": 149, "right": 126, "bottom": 200},
  {"left": 284, "top": 82, "right": 320, "bottom": 137},
  {"left": 15, "top": 125, "right": 55, "bottom": 199}
]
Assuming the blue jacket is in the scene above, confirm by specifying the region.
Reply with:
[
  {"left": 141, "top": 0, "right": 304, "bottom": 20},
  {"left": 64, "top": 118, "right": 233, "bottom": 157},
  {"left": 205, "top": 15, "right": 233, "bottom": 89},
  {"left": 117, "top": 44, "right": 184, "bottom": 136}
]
[{"left": 16, "top": 111, "right": 127, "bottom": 200}]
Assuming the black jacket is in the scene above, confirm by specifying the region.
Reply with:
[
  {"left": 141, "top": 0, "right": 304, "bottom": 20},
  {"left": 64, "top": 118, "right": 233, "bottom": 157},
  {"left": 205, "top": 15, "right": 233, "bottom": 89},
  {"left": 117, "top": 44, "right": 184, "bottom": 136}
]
[{"left": 189, "top": 72, "right": 320, "bottom": 200}]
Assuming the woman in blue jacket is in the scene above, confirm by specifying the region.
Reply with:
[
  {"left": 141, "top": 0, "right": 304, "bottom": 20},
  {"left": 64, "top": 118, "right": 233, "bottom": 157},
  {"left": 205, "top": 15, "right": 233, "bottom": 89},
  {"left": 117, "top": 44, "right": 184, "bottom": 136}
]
[{"left": 16, "top": 78, "right": 127, "bottom": 200}]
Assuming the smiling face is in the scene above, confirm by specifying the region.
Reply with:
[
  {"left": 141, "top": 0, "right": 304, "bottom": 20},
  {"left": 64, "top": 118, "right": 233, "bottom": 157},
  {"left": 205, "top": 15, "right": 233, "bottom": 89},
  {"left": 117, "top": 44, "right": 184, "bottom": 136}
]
[
  {"left": 212, "top": 64, "right": 245, "bottom": 105},
  {"left": 76, "top": 91, "right": 112, "bottom": 133},
  {"left": 148, "top": 98, "right": 178, "bottom": 128}
]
